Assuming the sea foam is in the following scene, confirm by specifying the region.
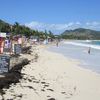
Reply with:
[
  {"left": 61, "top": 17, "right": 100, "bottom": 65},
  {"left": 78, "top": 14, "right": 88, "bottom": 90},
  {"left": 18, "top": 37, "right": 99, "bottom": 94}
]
[{"left": 64, "top": 41, "right": 100, "bottom": 50}]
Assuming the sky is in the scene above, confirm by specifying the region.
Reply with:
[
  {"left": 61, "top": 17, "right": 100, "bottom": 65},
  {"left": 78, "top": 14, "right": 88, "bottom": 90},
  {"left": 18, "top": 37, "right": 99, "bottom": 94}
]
[{"left": 0, "top": 0, "right": 100, "bottom": 34}]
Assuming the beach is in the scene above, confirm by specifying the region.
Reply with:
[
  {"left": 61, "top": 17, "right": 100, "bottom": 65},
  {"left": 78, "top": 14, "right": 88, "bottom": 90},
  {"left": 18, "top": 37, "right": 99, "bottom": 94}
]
[
  {"left": 49, "top": 41, "right": 100, "bottom": 73},
  {"left": 1, "top": 44, "right": 100, "bottom": 100}
]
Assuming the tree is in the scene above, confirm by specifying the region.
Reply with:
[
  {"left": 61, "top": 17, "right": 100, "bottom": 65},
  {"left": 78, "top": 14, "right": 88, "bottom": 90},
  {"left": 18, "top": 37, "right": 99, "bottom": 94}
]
[
  {"left": 0, "top": 19, "right": 11, "bottom": 32},
  {"left": 48, "top": 30, "right": 55, "bottom": 39}
]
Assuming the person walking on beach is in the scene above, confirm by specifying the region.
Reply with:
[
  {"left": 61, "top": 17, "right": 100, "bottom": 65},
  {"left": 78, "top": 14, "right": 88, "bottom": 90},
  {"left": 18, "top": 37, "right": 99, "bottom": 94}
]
[
  {"left": 56, "top": 39, "right": 59, "bottom": 47},
  {"left": 56, "top": 41, "right": 58, "bottom": 47}
]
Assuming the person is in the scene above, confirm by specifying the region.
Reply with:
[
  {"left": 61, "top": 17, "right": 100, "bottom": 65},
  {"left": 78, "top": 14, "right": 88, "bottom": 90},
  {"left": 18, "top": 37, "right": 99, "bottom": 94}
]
[
  {"left": 56, "top": 41, "right": 58, "bottom": 47},
  {"left": 56, "top": 39, "right": 59, "bottom": 47},
  {"left": 88, "top": 47, "right": 91, "bottom": 54}
]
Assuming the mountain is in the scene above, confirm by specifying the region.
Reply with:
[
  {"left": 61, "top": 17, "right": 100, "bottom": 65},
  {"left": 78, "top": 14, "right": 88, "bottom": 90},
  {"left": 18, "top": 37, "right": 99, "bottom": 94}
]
[
  {"left": 61, "top": 28, "right": 100, "bottom": 40},
  {"left": 0, "top": 19, "right": 11, "bottom": 32}
]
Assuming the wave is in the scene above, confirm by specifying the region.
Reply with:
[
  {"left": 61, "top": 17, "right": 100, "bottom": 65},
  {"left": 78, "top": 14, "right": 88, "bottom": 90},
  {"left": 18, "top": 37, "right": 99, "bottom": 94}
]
[{"left": 64, "top": 41, "right": 100, "bottom": 50}]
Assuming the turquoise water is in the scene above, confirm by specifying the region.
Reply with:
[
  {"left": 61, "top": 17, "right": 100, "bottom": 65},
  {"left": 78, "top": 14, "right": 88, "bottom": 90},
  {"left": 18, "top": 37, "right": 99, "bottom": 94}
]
[
  {"left": 92, "top": 41, "right": 100, "bottom": 45},
  {"left": 48, "top": 40, "right": 100, "bottom": 74},
  {"left": 86, "top": 40, "right": 100, "bottom": 46},
  {"left": 79, "top": 40, "right": 100, "bottom": 47}
]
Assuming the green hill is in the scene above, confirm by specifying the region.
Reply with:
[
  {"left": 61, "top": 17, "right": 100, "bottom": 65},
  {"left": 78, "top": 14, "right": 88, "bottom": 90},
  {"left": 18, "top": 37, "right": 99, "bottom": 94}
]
[
  {"left": 0, "top": 19, "right": 11, "bottom": 33},
  {"left": 61, "top": 28, "right": 100, "bottom": 40},
  {"left": 0, "top": 19, "right": 55, "bottom": 39}
]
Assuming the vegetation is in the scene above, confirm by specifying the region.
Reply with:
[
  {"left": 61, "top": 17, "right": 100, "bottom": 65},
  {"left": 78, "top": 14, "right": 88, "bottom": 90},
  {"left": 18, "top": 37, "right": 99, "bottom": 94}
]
[
  {"left": 61, "top": 28, "right": 100, "bottom": 40},
  {"left": 0, "top": 19, "right": 55, "bottom": 39},
  {"left": 1, "top": 19, "right": 99, "bottom": 40}
]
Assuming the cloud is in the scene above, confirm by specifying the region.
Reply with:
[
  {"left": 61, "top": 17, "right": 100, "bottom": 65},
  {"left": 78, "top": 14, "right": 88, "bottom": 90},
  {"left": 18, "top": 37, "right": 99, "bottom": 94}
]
[
  {"left": 86, "top": 22, "right": 100, "bottom": 26},
  {"left": 25, "top": 21, "right": 81, "bottom": 34},
  {"left": 25, "top": 21, "right": 100, "bottom": 34},
  {"left": 85, "top": 21, "right": 100, "bottom": 30},
  {"left": 76, "top": 22, "right": 81, "bottom": 25}
]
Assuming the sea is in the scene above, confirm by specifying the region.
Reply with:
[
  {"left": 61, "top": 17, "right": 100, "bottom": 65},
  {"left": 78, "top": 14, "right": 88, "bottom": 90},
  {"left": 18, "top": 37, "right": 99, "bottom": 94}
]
[{"left": 48, "top": 40, "right": 100, "bottom": 74}]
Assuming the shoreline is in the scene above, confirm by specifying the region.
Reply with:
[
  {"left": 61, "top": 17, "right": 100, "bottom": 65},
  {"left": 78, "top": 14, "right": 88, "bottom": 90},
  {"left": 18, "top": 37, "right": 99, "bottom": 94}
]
[
  {"left": 48, "top": 41, "right": 100, "bottom": 74},
  {"left": 49, "top": 49, "right": 100, "bottom": 76},
  {"left": 0, "top": 44, "right": 100, "bottom": 100},
  {"left": 64, "top": 40, "right": 100, "bottom": 50}
]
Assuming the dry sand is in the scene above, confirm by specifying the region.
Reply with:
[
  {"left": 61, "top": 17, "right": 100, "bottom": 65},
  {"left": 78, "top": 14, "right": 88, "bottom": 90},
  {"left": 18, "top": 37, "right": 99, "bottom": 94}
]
[{"left": 1, "top": 45, "right": 100, "bottom": 100}]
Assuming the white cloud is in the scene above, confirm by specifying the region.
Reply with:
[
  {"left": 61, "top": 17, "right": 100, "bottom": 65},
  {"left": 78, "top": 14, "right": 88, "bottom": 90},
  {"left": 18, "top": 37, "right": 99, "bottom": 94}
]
[
  {"left": 85, "top": 21, "right": 100, "bottom": 30},
  {"left": 25, "top": 21, "right": 67, "bottom": 31},
  {"left": 25, "top": 21, "right": 100, "bottom": 34},
  {"left": 86, "top": 22, "right": 100, "bottom": 26},
  {"left": 76, "top": 22, "right": 81, "bottom": 25}
]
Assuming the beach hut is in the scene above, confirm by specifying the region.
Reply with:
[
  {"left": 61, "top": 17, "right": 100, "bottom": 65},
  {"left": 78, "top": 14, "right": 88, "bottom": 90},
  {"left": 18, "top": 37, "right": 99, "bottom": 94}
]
[
  {"left": 0, "top": 33, "right": 6, "bottom": 54},
  {"left": 30, "top": 36, "right": 39, "bottom": 44}
]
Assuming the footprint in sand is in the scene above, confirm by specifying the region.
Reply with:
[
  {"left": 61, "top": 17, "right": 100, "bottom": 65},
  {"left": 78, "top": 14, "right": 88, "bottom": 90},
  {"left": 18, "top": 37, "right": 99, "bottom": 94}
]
[
  {"left": 47, "top": 89, "right": 54, "bottom": 92},
  {"left": 48, "top": 98, "right": 56, "bottom": 100}
]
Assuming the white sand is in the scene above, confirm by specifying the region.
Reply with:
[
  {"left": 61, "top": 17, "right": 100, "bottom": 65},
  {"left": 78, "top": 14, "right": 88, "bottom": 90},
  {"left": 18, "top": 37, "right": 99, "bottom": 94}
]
[{"left": 1, "top": 45, "right": 100, "bottom": 100}]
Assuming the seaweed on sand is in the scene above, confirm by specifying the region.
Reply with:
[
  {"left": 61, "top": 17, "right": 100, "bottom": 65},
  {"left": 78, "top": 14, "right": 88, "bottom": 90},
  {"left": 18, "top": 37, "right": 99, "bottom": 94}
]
[{"left": 0, "top": 58, "right": 30, "bottom": 96}]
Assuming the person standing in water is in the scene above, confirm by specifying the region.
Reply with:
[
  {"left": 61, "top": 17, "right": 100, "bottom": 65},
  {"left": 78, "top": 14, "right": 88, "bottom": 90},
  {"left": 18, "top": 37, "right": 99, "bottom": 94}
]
[{"left": 88, "top": 47, "right": 91, "bottom": 54}]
